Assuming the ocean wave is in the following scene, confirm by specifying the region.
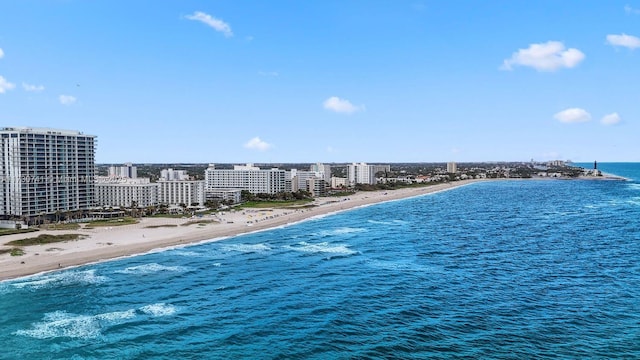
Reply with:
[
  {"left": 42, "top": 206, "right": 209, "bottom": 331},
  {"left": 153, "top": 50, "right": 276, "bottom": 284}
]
[
  {"left": 626, "top": 183, "right": 640, "bottom": 190},
  {"left": 172, "top": 250, "right": 205, "bottom": 257},
  {"left": 9, "top": 270, "right": 108, "bottom": 290},
  {"left": 367, "top": 219, "right": 408, "bottom": 226},
  {"left": 114, "top": 263, "right": 189, "bottom": 275},
  {"left": 14, "top": 303, "right": 177, "bottom": 339},
  {"left": 318, "top": 227, "right": 367, "bottom": 237},
  {"left": 221, "top": 243, "right": 271, "bottom": 253},
  {"left": 139, "top": 303, "right": 177, "bottom": 317},
  {"left": 284, "top": 241, "right": 357, "bottom": 256}
]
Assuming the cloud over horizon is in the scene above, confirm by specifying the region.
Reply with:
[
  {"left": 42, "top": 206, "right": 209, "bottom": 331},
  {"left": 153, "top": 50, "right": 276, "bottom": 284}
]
[
  {"left": 0, "top": 48, "right": 4, "bottom": 59},
  {"left": 0, "top": 76, "right": 15, "bottom": 93},
  {"left": 601, "top": 112, "right": 621, "bottom": 125},
  {"left": 186, "top": 11, "right": 233, "bottom": 37},
  {"left": 244, "top": 137, "right": 272, "bottom": 151},
  {"left": 554, "top": 108, "right": 591, "bottom": 123},
  {"left": 501, "top": 41, "right": 585, "bottom": 71},
  {"left": 606, "top": 33, "right": 640, "bottom": 49},
  {"left": 59, "top": 95, "right": 77, "bottom": 105},
  {"left": 323, "top": 96, "right": 364, "bottom": 114},
  {"left": 22, "top": 83, "right": 45, "bottom": 92}
]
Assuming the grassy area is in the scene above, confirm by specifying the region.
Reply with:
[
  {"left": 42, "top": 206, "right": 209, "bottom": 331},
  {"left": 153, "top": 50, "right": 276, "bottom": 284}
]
[
  {"left": 0, "top": 228, "right": 39, "bottom": 237},
  {"left": 5, "top": 233, "right": 87, "bottom": 246},
  {"left": 237, "top": 199, "right": 314, "bottom": 209},
  {"left": 0, "top": 247, "right": 25, "bottom": 256},
  {"left": 84, "top": 217, "right": 139, "bottom": 228},
  {"left": 181, "top": 219, "right": 218, "bottom": 226},
  {"left": 40, "top": 223, "right": 81, "bottom": 230},
  {"left": 144, "top": 224, "right": 178, "bottom": 228}
]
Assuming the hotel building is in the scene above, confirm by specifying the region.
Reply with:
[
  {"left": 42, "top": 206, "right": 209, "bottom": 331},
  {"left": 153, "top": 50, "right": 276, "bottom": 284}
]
[
  {"left": 95, "top": 177, "right": 158, "bottom": 208},
  {"left": 157, "top": 169, "right": 205, "bottom": 206},
  {"left": 0, "top": 127, "right": 96, "bottom": 219},
  {"left": 205, "top": 164, "right": 286, "bottom": 195}
]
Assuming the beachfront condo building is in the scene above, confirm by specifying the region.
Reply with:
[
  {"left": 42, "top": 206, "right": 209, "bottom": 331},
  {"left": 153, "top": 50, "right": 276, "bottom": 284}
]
[
  {"left": 160, "top": 168, "right": 189, "bottom": 181},
  {"left": 0, "top": 127, "right": 96, "bottom": 219},
  {"left": 288, "top": 169, "right": 327, "bottom": 193},
  {"left": 95, "top": 177, "right": 158, "bottom": 208},
  {"left": 108, "top": 162, "right": 137, "bottom": 178},
  {"left": 205, "top": 163, "right": 286, "bottom": 195},
  {"left": 347, "top": 163, "right": 390, "bottom": 186},
  {"left": 447, "top": 162, "right": 457, "bottom": 174},
  {"left": 310, "top": 163, "right": 331, "bottom": 182},
  {"left": 157, "top": 178, "right": 205, "bottom": 206}
]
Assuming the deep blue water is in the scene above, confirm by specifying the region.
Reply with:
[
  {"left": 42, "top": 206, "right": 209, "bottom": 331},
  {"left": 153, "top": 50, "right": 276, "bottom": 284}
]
[{"left": 2, "top": 163, "right": 640, "bottom": 359}]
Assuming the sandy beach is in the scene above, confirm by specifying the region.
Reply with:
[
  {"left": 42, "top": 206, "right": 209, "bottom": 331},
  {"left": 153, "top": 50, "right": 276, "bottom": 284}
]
[{"left": 0, "top": 180, "right": 480, "bottom": 281}]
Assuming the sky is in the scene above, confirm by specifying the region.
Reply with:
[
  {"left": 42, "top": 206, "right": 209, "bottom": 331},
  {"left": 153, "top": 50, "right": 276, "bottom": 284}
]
[{"left": 1, "top": 1, "right": 639, "bottom": 164}]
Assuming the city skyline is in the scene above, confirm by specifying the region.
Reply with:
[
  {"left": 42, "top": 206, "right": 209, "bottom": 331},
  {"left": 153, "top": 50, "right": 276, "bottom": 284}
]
[{"left": 1, "top": 1, "right": 639, "bottom": 163}]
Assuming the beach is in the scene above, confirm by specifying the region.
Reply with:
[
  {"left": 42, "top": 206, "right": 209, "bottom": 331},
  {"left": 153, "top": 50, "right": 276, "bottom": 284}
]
[{"left": 0, "top": 180, "right": 480, "bottom": 281}]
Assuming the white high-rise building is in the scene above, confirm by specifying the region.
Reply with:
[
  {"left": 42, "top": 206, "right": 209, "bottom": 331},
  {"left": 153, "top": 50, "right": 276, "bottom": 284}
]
[
  {"left": 447, "top": 162, "right": 457, "bottom": 173},
  {"left": 157, "top": 179, "right": 205, "bottom": 207},
  {"left": 310, "top": 163, "right": 331, "bottom": 182},
  {"left": 347, "top": 163, "right": 390, "bottom": 186},
  {"left": 205, "top": 163, "right": 286, "bottom": 194},
  {"left": 289, "top": 169, "right": 325, "bottom": 192},
  {"left": 95, "top": 177, "right": 158, "bottom": 208},
  {"left": 160, "top": 168, "right": 189, "bottom": 181},
  {"left": 0, "top": 127, "right": 96, "bottom": 218},
  {"left": 108, "top": 162, "right": 137, "bottom": 178}
]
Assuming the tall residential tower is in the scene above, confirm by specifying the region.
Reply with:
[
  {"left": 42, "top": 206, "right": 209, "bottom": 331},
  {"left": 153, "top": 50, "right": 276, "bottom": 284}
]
[{"left": 0, "top": 127, "right": 96, "bottom": 219}]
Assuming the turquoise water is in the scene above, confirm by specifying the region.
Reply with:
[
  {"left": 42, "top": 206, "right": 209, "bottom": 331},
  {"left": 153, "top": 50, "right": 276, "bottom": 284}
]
[{"left": 2, "top": 163, "right": 640, "bottom": 359}]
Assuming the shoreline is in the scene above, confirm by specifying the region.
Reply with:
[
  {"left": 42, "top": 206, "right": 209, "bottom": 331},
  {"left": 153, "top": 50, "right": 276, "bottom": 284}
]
[
  {"left": 0, "top": 174, "right": 627, "bottom": 282},
  {"left": 0, "top": 180, "right": 482, "bottom": 282}
]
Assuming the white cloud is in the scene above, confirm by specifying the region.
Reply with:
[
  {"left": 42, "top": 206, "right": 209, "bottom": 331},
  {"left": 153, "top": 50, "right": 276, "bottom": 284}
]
[
  {"left": 0, "top": 76, "right": 15, "bottom": 93},
  {"left": 0, "top": 48, "right": 4, "bottom": 59},
  {"left": 323, "top": 96, "right": 364, "bottom": 114},
  {"left": 244, "top": 137, "right": 272, "bottom": 151},
  {"left": 185, "top": 11, "right": 233, "bottom": 37},
  {"left": 22, "top": 82, "right": 45, "bottom": 92},
  {"left": 59, "top": 95, "right": 77, "bottom": 105},
  {"left": 625, "top": 4, "right": 640, "bottom": 14},
  {"left": 501, "top": 41, "right": 585, "bottom": 71},
  {"left": 554, "top": 108, "right": 591, "bottom": 123},
  {"left": 601, "top": 112, "right": 621, "bottom": 125},
  {"left": 606, "top": 33, "right": 640, "bottom": 49}
]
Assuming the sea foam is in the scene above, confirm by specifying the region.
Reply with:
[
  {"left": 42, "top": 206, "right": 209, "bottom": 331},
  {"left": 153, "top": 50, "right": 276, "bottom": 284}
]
[
  {"left": 114, "top": 263, "right": 188, "bottom": 275},
  {"left": 14, "top": 304, "right": 176, "bottom": 339},
  {"left": 221, "top": 243, "right": 271, "bottom": 253},
  {"left": 285, "top": 241, "right": 357, "bottom": 256},
  {"left": 9, "top": 269, "right": 107, "bottom": 290}
]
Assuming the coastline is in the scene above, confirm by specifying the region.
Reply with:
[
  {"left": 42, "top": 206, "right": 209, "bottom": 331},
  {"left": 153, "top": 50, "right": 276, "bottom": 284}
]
[{"left": 0, "top": 179, "right": 482, "bottom": 282}]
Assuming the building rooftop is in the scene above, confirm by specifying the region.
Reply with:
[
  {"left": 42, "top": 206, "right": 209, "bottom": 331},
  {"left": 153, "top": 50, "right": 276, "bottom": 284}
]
[{"left": 0, "top": 126, "right": 96, "bottom": 137}]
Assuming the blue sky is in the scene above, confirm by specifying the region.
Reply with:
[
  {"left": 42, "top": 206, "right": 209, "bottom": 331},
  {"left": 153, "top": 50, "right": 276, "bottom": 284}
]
[{"left": 1, "top": 1, "right": 639, "bottom": 163}]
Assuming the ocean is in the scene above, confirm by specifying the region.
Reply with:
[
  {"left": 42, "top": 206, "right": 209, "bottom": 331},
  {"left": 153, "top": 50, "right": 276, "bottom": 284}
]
[{"left": 1, "top": 163, "right": 639, "bottom": 359}]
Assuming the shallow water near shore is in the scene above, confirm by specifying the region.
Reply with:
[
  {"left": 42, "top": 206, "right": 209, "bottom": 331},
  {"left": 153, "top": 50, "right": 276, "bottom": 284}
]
[{"left": 2, "top": 163, "right": 640, "bottom": 358}]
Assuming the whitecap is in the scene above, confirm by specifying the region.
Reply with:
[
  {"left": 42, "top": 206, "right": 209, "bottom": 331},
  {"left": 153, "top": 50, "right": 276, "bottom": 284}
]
[
  {"left": 172, "top": 250, "right": 204, "bottom": 257},
  {"left": 139, "top": 303, "right": 177, "bottom": 317},
  {"left": 10, "top": 270, "right": 108, "bottom": 290},
  {"left": 285, "top": 241, "right": 357, "bottom": 256},
  {"left": 318, "top": 227, "right": 366, "bottom": 237},
  {"left": 221, "top": 243, "right": 271, "bottom": 253},
  {"left": 114, "top": 263, "right": 188, "bottom": 275},
  {"left": 14, "top": 308, "right": 136, "bottom": 340},
  {"left": 367, "top": 219, "right": 408, "bottom": 226}
]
